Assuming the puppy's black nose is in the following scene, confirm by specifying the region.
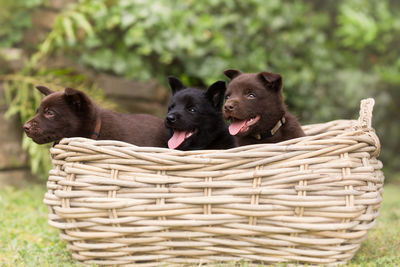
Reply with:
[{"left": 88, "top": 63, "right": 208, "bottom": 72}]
[
  {"left": 166, "top": 114, "right": 176, "bottom": 123},
  {"left": 23, "top": 122, "right": 31, "bottom": 132}
]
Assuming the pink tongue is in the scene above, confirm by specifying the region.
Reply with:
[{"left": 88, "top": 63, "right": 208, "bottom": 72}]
[
  {"left": 168, "top": 131, "right": 188, "bottom": 149},
  {"left": 229, "top": 120, "right": 247, "bottom": 135}
]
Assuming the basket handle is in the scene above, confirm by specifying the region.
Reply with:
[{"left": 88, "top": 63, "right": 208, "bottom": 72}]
[
  {"left": 358, "top": 98, "right": 375, "bottom": 129},
  {"left": 357, "top": 98, "right": 380, "bottom": 157}
]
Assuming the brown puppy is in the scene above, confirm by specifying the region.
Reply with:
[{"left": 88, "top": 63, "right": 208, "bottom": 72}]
[
  {"left": 223, "top": 69, "right": 305, "bottom": 146},
  {"left": 24, "top": 86, "right": 170, "bottom": 147}
]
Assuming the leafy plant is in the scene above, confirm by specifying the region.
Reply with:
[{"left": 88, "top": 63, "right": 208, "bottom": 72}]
[
  {"left": 3, "top": 0, "right": 400, "bottom": 180},
  {"left": 36, "top": 0, "right": 398, "bottom": 122},
  {"left": 0, "top": 0, "right": 44, "bottom": 48}
]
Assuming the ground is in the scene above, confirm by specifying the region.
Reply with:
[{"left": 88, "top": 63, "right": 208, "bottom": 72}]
[{"left": 0, "top": 184, "right": 399, "bottom": 267}]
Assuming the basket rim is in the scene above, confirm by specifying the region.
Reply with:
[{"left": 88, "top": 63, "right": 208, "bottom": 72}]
[{"left": 52, "top": 98, "right": 378, "bottom": 157}]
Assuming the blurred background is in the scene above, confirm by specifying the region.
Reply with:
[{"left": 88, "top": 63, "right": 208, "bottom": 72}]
[{"left": 0, "top": 0, "right": 399, "bottom": 184}]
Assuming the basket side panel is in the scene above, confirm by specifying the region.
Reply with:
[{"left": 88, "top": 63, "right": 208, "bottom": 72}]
[{"left": 44, "top": 120, "right": 384, "bottom": 266}]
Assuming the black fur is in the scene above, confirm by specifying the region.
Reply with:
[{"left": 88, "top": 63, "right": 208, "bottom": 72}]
[{"left": 165, "top": 77, "right": 235, "bottom": 150}]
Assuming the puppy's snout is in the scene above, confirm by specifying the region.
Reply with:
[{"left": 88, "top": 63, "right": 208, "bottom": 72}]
[
  {"left": 224, "top": 104, "right": 234, "bottom": 111},
  {"left": 166, "top": 114, "right": 177, "bottom": 123},
  {"left": 23, "top": 122, "right": 32, "bottom": 133},
  {"left": 224, "top": 100, "right": 237, "bottom": 112}
]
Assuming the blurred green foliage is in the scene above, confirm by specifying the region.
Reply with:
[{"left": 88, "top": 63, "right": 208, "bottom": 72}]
[
  {"left": 0, "top": 0, "right": 44, "bottom": 47},
  {"left": 1, "top": 0, "right": 399, "bottom": 179}
]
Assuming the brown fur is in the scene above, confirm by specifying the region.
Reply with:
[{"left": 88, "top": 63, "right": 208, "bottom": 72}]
[
  {"left": 23, "top": 86, "right": 169, "bottom": 147},
  {"left": 223, "top": 69, "right": 305, "bottom": 146}
]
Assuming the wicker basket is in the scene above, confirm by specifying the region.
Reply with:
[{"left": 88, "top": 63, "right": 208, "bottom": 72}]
[{"left": 44, "top": 98, "right": 384, "bottom": 266}]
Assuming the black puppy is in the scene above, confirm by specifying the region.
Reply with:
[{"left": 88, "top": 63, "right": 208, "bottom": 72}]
[{"left": 165, "top": 77, "right": 235, "bottom": 150}]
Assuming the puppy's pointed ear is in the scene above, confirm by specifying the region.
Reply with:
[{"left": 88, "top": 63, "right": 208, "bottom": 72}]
[
  {"left": 205, "top": 81, "right": 226, "bottom": 110},
  {"left": 35, "top": 85, "right": 54, "bottom": 96},
  {"left": 223, "top": 69, "right": 242, "bottom": 80},
  {"left": 258, "top": 72, "right": 282, "bottom": 91},
  {"left": 64, "top": 88, "right": 91, "bottom": 112},
  {"left": 168, "top": 76, "right": 186, "bottom": 95}
]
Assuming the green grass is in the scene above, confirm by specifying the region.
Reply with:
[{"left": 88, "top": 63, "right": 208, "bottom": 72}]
[
  {"left": 0, "top": 184, "right": 399, "bottom": 267},
  {"left": 0, "top": 186, "right": 76, "bottom": 267},
  {"left": 346, "top": 184, "right": 400, "bottom": 266}
]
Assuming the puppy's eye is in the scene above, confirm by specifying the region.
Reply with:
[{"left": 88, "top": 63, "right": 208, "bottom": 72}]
[
  {"left": 187, "top": 107, "right": 196, "bottom": 113},
  {"left": 247, "top": 93, "right": 256, "bottom": 99},
  {"left": 45, "top": 109, "right": 55, "bottom": 118},
  {"left": 225, "top": 95, "right": 230, "bottom": 100}
]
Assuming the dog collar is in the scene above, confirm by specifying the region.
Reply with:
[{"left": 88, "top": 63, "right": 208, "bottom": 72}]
[
  {"left": 253, "top": 116, "right": 286, "bottom": 140},
  {"left": 90, "top": 116, "right": 102, "bottom": 140}
]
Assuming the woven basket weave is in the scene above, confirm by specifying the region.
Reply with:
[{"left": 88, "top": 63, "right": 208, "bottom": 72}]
[{"left": 44, "top": 98, "right": 384, "bottom": 266}]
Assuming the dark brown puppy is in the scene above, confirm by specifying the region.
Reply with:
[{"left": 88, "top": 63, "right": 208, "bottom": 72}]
[
  {"left": 24, "top": 86, "right": 170, "bottom": 147},
  {"left": 223, "top": 69, "right": 305, "bottom": 146}
]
